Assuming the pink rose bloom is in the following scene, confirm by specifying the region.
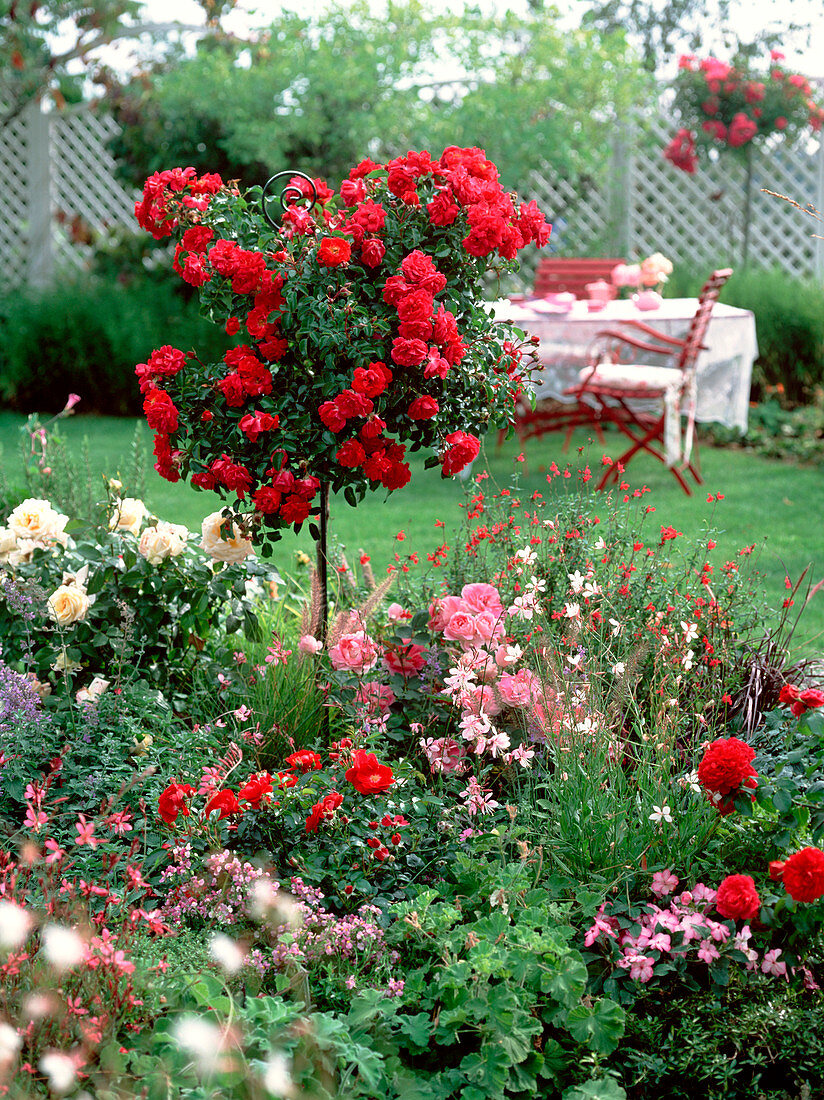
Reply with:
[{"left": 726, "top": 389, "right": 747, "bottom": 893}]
[
  {"left": 328, "top": 630, "right": 381, "bottom": 673},
  {"left": 421, "top": 736, "right": 467, "bottom": 775},
  {"left": 464, "top": 684, "right": 502, "bottom": 717},
  {"left": 473, "top": 609, "right": 505, "bottom": 645},
  {"left": 498, "top": 668, "right": 543, "bottom": 708},
  {"left": 443, "top": 610, "right": 481, "bottom": 646},
  {"left": 386, "top": 602, "right": 410, "bottom": 622},
  {"left": 611, "top": 262, "right": 641, "bottom": 288},
  {"left": 428, "top": 594, "right": 467, "bottom": 632},
  {"left": 298, "top": 634, "right": 324, "bottom": 655},
  {"left": 354, "top": 680, "right": 395, "bottom": 714},
  {"left": 461, "top": 582, "right": 504, "bottom": 616}
]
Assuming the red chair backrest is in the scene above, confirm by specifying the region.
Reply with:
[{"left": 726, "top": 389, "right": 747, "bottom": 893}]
[
  {"left": 677, "top": 269, "right": 733, "bottom": 371},
  {"left": 533, "top": 258, "right": 625, "bottom": 299}
]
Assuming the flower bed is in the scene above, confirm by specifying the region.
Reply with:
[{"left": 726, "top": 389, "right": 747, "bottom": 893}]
[{"left": 1, "top": 146, "right": 823, "bottom": 1100}]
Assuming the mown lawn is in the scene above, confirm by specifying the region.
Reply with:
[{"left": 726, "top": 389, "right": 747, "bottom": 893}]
[{"left": 1, "top": 411, "right": 820, "bottom": 657}]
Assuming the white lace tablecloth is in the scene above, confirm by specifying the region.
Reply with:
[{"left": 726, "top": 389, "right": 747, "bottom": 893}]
[{"left": 491, "top": 297, "right": 758, "bottom": 431}]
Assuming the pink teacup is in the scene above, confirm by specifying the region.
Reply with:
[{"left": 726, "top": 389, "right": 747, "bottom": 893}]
[{"left": 633, "top": 290, "right": 663, "bottom": 311}]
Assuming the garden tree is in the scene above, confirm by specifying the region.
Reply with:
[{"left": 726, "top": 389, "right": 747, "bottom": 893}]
[
  {"left": 0, "top": 0, "right": 221, "bottom": 127},
  {"left": 108, "top": 1, "right": 649, "bottom": 194},
  {"left": 580, "top": 0, "right": 811, "bottom": 70}
]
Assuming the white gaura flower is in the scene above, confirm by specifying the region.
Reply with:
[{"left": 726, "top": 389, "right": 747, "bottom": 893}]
[
  {"left": 41, "top": 924, "right": 86, "bottom": 970},
  {"left": 209, "top": 933, "right": 246, "bottom": 974},
  {"left": 609, "top": 618, "right": 623, "bottom": 637},
  {"left": 611, "top": 662, "right": 625, "bottom": 676},
  {"left": 261, "top": 1052, "right": 293, "bottom": 1096},
  {"left": 0, "top": 900, "right": 34, "bottom": 949},
  {"left": 173, "top": 1016, "right": 227, "bottom": 1075},
  {"left": 39, "top": 1051, "right": 76, "bottom": 1094},
  {"left": 648, "top": 804, "right": 673, "bottom": 825},
  {"left": 681, "top": 621, "right": 698, "bottom": 644},
  {"left": 567, "top": 570, "right": 586, "bottom": 594},
  {"left": 682, "top": 649, "right": 695, "bottom": 671}
]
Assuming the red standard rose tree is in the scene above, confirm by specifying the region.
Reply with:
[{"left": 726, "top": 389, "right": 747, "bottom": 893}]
[
  {"left": 133, "top": 149, "right": 550, "bottom": 558},
  {"left": 664, "top": 50, "right": 824, "bottom": 174}
]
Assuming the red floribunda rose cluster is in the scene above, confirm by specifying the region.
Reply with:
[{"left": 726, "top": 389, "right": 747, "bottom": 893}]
[
  {"left": 778, "top": 683, "right": 824, "bottom": 717},
  {"left": 697, "top": 736, "right": 758, "bottom": 816},
  {"left": 665, "top": 51, "right": 824, "bottom": 173},
  {"left": 133, "top": 147, "right": 550, "bottom": 550}
]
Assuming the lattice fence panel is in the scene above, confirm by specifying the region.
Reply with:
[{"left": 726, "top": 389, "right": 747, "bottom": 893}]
[
  {"left": 0, "top": 110, "right": 32, "bottom": 286},
  {"left": 51, "top": 107, "right": 137, "bottom": 274}
]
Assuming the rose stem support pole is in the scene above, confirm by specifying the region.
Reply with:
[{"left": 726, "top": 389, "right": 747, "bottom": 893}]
[
  {"left": 316, "top": 481, "right": 330, "bottom": 642},
  {"left": 315, "top": 481, "right": 331, "bottom": 743}
]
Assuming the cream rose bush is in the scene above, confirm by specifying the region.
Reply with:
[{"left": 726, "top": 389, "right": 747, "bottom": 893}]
[{"left": 0, "top": 493, "right": 276, "bottom": 697}]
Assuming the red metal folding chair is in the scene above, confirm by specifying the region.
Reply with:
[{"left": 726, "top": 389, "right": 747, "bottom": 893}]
[
  {"left": 532, "top": 257, "right": 625, "bottom": 299},
  {"left": 564, "top": 269, "right": 733, "bottom": 494}
]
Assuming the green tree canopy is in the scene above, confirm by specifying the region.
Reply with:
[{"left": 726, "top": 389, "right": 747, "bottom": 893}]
[{"left": 109, "top": 1, "right": 650, "bottom": 193}]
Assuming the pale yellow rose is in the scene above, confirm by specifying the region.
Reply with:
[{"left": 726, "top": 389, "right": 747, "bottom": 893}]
[
  {"left": 0, "top": 527, "right": 17, "bottom": 563},
  {"left": 76, "top": 676, "right": 109, "bottom": 704},
  {"left": 138, "top": 521, "right": 189, "bottom": 565},
  {"left": 7, "top": 499, "right": 69, "bottom": 548},
  {"left": 109, "top": 497, "right": 147, "bottom": 537},
  {"left": 200, "top": 511, "right": 255, "bottom": 564},
  {"left": 47, "top": 584, "right": 90, "bottom": 626}
]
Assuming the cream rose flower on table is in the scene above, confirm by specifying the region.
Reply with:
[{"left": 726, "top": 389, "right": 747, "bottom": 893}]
[
  {"left": 47, "top": 583, "right": 91, "bottom": 626},
  {"left": 7, "top": 498, "right": 69, "bottom": 548},
  {"left": 138, "top": 521, "right": 189, "bottom": 565},
  {"left": 199, "top": 511, "right": 255, "bottom": 564},
  {"left": 109, "top": 497, "right": 148, "bottom": 536}
]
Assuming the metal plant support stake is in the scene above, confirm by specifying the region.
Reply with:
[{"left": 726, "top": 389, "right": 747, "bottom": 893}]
[{"left": 259, "top": 171, "right": 332, "bottom": 641}]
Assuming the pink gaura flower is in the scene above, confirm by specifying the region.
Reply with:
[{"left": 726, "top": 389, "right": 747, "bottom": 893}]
[{"left": 75, "top": 815, "right": 99, "bottom": 848}]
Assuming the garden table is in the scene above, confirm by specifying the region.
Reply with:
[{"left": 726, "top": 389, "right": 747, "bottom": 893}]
[{"left": 491, "top": 296, "right": 758, "bottom": 432}]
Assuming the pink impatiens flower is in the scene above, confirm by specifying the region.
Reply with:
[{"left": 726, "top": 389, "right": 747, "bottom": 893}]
[{"left": 651, "top": 869, "right": 679, "bottom": 898}]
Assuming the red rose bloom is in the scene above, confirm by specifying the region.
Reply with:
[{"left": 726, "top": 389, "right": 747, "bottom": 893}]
[
  {"left": 345, "top": 749, "right": 395, "bottom": 795},
  {"left": 305, "top": 791, "right": 344, "bottom": 832},
  {"left": 217, "top": 372, "right": 246, "bottom": 407},
  {"left": 252, "top": 486, "right": 282, "bottom": 513},
  {"left": 400, "top": 250, "right": 447, "bottom": 295},
  {"left": 181, "top": 225, "right": 214, "bottom": 253},
  {"left": 143, "top": 388, "right": 179, "bottom": 434},
  {"left": 317, "top": 237, "right": 352, "bottom": 267},
  {"left": 781, "top": 847, "right": 824, "bottom": 903},
  {"left": 158, "top": 782, "right": 195, "bottom": 825},
  {"left": 286, "top": 749, "right": 322, "bottom": 773},
  {"left": 239, "top": 411, "right": 279, "bottom": 441},
  {"left": 715, "top": 874, "right": 761, "bottom": 920},
  {"left": 397, "top": 289, "right": 435, "bottom": 325},
  {"left": 336, "top": 389, "right": 374, "bottom": 418},
  {"left": 441, "top": 430, "right": 480, "bottom": 476},
  {"left": 698, "top": 737, "right": 758, "bottom": 795},
  {"left": 319, "top": 401, "right": 347, "bottom": 431},
  {"left": 361, "top": 238, "right": 386, "bottom": 267},
  {"left": 408, "top": 395, "right": 439, "bottom": 420},
  {"left": 280, "top": 495, "right": 311, "bottom": 524},
  {"left": 352, "top": 365, "right": 389, "bottom": 398},
  {"left": 210, "top": 455, "right": 254, "bottom": 498},
  {"left": 391, "top": 337, "right": 428, "bottom": 366},
  {"left": 237, "top": 772, "right": 274, "bottom": 809},
  {"left": 336, "top": 439, "right": 366, "bottom": 468},
  {"left": 205, "top": 789, "right": 242, "bottom": 819},
  {"left": 383, "top": 642, "right": 427, "bottom": 677}
]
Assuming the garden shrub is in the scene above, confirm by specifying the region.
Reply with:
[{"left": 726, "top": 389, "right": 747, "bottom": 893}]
[
  {"left": 667, "top": 265, "right": 824, "bottom": 404},
  {"left": 0, "top": 278, "right": 229, "bottom": 417}
]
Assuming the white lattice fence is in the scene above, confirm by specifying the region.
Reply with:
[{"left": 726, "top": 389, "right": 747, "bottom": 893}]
[
  {"left": 0, "top": 102, "right": 136, "bottom": 288},
  {"left": 0, "top": 107, "right": 34, "bottom": 286},
  {"left": 512, "top": 108, "right": 824, "bottom": 291}
]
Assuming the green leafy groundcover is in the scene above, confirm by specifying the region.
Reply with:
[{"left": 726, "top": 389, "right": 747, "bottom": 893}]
[{"left": 2, "top": 378, "right": 824, "bottom": 1098}]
